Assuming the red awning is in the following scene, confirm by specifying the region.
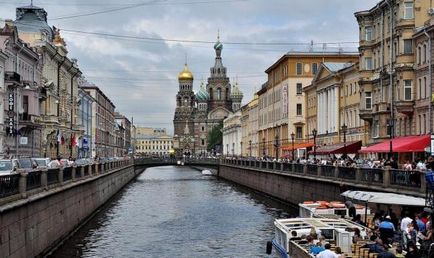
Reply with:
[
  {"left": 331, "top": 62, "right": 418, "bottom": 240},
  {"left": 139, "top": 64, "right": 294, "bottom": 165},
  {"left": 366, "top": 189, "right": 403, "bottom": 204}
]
[
  {"left": 311, "top": 141, "right": 362, "bottom": 155},
  {"left": 281, "top": 142, "right": 314, "bottom": 151},
  {"left": 359, "top": 135, "right": 430, "bottom": 153}
]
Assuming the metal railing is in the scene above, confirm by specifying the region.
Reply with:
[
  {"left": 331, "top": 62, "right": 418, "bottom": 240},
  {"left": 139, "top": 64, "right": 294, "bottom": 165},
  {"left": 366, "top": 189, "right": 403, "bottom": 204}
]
[
  {"left": 390, "top": 169, "right": 422, "bottom": 188},
  {"left": 337, "top": 166, "right": 356, "bottom": 180},
  {"left": 360, "top": 168, "right": 384, "bottom": 184},
  {"left": 0, "top": 159, "right": 134, "bottom": 203}
]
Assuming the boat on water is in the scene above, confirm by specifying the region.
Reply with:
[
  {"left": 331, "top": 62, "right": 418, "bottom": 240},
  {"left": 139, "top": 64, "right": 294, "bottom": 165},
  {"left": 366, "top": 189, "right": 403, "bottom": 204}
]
[
  {"left": 201, "top": 169, "right": 213, "bottom": 175},
  {"left": 299, "top": 200, "right": 371, "bottom": 219},
  {"left": 266, "top": 217, "right": 368, "bottom": 258}
]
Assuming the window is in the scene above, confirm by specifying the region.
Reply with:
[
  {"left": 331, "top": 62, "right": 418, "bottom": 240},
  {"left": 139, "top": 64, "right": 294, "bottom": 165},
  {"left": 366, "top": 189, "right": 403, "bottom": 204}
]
[
  {"left": 217, "top": 88, "right": 221, "bottom": 100},
  {"left": 312, "top": 63, "right": 318, "bottom": 75},
  {"left": 296, "top": 63, "right": 302, "bottom": 75},
  {"left": 201, "top": 139, "right": 205, "bottom": 146},
  {"left": 296, "top": 103, "right": 302, "bottom": 116},
  {"left": 365, "top": 92, "right": 372, "bottom": 109},
  {"left": 364, "top": 57, "right": 373, "bottom": 70},
  {"left": 404, "top": 2, "right": 414, "bottom": 19},
  {"left": 201, "top": 126, "right": 205, "bottom": 132},
  {"left": 296, "top": 127, "right": 302, "bottom": 139},
  {"left": 404, "top": 39, "right": 412, "bottom": 54},
  {"left": 365, "top": 26, "right": 372, "bottom": 41},
  {"left": 418, "top": 46, "right": 422, "bottom": 64},
  {"left": 296, "top": 83, "right": 302, "bottom": 95},
  {"left": 404, "top": 80, "right": 412, "bottom": 101}
]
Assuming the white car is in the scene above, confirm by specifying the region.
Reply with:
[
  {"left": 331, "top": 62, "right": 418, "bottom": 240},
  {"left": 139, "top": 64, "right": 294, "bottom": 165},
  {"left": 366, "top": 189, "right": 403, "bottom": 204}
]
[
  {"left": 32, "top": 158, "right": 51, "bottom": 169},
  {"left": 0, "top": 159, "right": 19, "bottom": 176}
]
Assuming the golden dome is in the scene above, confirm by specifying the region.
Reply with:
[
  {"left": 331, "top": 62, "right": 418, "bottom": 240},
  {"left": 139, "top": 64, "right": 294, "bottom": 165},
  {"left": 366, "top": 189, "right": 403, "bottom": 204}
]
[{"left": 178, "top": 64, "right": 194, "bottom": 81}]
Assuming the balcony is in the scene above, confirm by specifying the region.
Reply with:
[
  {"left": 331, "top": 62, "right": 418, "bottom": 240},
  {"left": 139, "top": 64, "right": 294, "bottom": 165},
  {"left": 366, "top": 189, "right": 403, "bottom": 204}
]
[
  {"left": 395, "top": 100, "right": 414, "bottom": 116},
  {"left": 40, "top": 115, "right": 59, "bottom": 125},
  {"left": 359, "top": 108, "right": 373, "bottom": 122},
  {"left": 4, "top": 72, "right": 20, "bottom": 83}
]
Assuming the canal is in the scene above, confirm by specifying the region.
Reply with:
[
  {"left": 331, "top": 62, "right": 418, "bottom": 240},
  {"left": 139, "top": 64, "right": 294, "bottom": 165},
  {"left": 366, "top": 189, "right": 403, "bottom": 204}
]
[{"left": 50, "top": 166, "right": 298, "bottom": 258}]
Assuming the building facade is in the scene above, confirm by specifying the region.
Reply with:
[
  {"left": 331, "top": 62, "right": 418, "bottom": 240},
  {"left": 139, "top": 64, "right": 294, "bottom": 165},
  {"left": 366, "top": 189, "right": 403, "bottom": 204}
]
[
  {"left": 0, "top": 24, "right": 42, "bottom": 158},
  {"left": 241, "top": 94, "right": 259, "bottom": 157},
  {"left": 173, "top": 37, "right": 243, "bottom": 156},
  {"left": 305, "top": 62, "right": 366, "bottom": 147},
  {"left": 77, "top": 88, "right": 94, "bottom": 158},
  {"left": 81, "top": 83, "right": 116, "bottom": 158},
  {"left": 222, "top": 110, "right": 242, "bottom": 156},
  {"left": 259, "top": 52, "right": 358, "bottom": 158},
  {"left": 355, "top": 0, "right": 431, "bottom": 143},
  {"left": 135, "top": 128, "right": 173, "bottom": 156},
  {"left": 13, "top": 3, "right": 82, "bottom": 159},
  {"left": 0, "top": 50, "right": 7, "bottom": 155},
  {"left": 114, "top": 113, "right": 132, "bottom": 156}
]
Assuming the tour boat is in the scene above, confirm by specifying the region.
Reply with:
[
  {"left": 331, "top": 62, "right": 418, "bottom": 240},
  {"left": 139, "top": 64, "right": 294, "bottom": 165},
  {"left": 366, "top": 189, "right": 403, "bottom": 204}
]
[
  {"left": 201, "top": 169, "right": 213, "bottom": 175},
  {"left": 266, "top": 217, "right": 368, "bottom": 258},
  {"left": 298, "top": 200, "right": 370, "bottom": 218}
]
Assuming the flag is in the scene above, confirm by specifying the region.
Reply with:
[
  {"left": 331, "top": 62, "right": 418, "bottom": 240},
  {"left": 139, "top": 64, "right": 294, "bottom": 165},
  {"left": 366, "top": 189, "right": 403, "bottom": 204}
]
[
  {"left": 61, "top": 135, "right": 65, "bottom": 145},
  {"left": 57, "top": 130, "right": 62, "bottom": 143},
  {"left": 71, "top": 135, "right": 78, "bottom": 147}
]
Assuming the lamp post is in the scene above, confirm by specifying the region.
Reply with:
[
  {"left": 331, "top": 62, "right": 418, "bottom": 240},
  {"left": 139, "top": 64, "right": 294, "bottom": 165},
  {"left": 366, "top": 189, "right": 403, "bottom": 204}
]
[
  {"left": 387, "top": 120, "right": 393, "bottom": 160},
  {"left": 291, "top": 132, "right": 295, "bottom": 162},
  {"left": 312, "top": 129, "right": 317, "bottom": 160},
  {"left": 341, "top": 124, "right": 348, "bottom": 158},
  {"left": 274, "top": 135, "right": 279, "bottom": 160},
  {"left": 249, "top": 140, "right": 252, "bottom": 157},
  {"left": 262, "top": 137, "right": 266, "bottom": 157}
]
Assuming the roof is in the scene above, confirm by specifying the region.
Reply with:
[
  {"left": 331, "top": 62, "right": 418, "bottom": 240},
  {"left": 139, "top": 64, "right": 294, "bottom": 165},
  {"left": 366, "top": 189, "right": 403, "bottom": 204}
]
[
  {"left": 312, "top": 141, "right": 362, "bottom": 155},
  {"left": 341, "top": 190, "right": 425, "bottom": 206},
  {"left": 80, "top": 84, "right": 116, "bottom": 108},
  {"left": 323, "top": 62, "right": 352, "bottom": 72}
]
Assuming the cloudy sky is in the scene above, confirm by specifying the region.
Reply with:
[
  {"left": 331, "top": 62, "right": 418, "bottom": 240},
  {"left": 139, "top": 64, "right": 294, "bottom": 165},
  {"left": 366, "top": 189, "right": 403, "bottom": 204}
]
[{"left": 0, "top": 0, "right": 379, "bottom": 134}]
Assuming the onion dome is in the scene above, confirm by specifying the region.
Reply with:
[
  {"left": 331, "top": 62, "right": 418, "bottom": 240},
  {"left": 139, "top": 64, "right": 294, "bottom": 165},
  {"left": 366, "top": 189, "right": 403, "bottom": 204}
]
[
  {"left": 196, "top": 82, "right": 209, "bottom": 102},
  {"left": 231, "top": 83, "right": 243, "bottom": 100},
  {"left": 214, "top": 40, "right": 223, "bottom": 51},
  {"left": 178, "top": 63, "right": 194, "bottom": 81}
]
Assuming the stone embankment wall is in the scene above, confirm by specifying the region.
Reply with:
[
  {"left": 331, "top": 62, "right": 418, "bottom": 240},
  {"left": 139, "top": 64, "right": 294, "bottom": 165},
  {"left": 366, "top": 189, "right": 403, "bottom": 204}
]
[
  {"left": 0, "top": 165, "right": 141, "bottom": 258},
  {"left": 218, "top": 165, "right": 346, "bottom": 205}
]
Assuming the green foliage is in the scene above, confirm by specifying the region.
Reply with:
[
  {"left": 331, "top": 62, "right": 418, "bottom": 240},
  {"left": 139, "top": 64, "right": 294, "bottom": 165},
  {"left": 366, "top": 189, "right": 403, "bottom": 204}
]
[{"left": 207, "top": 121, "right": 223, "bottom": 151}]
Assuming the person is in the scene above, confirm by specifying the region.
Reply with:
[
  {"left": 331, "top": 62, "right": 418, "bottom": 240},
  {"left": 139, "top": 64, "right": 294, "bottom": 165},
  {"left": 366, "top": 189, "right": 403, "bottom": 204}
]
[
  {"left": 345, "top": 200, "right": 356, "bottom": 219},
  {"left": 48, "top": 156, "right": 62, "bottom": 168},
  {"left": 369, "top": 238, "right": 386, "bottom": 254},
  {"left": 317, "top": 243, "right": 338, "bottom": 258},
  {"left": 415, "top": 214, "right": 426, "bottom": 234},
  {"left": 353, "top": 214, "right": 366, "bottom": 226},
  {"left": 378, "top": 250, "right": 396, "bottom": 258},
  {"left": 310, "top": 242, "right": 325, "bottom": 255},
  {"left": 400, "top": 213, "right": 412, "bottom": 232},
  {"left": 352, "top": 227, "right": 363, "bottom": 243},
  {"left": 395, "top": 246, "right": 404, "bottom": 258},
  {"left": 403, "top": 160, "right": 412, "bottom": 171},
  {"left": 405, "top": 241, "right": 420, "bottom": 258},
  {"left": 379, "top": 216, "right": 395, "bottom": 245},
  {"left": 335, "top": 247, "right": 344, "bottom": 258}
]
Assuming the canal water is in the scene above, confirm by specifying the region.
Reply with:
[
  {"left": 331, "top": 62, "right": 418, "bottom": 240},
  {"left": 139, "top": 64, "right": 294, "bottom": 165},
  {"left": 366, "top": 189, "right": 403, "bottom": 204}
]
[{"left": 50, "top": 166, "right": 298, "bottom": 258}]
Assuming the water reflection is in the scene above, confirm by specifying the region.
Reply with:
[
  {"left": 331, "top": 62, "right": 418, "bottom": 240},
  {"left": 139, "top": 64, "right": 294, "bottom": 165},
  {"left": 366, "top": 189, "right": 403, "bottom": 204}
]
[{"left": 50, "top": 166, "right": 297, "bottom": 258}]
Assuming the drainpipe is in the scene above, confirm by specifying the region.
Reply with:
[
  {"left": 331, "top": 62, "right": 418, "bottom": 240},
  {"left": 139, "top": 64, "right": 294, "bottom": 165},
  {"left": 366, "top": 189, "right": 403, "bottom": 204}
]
[{"left": 423, "top": 29, "right": 432, "bottom": 141}]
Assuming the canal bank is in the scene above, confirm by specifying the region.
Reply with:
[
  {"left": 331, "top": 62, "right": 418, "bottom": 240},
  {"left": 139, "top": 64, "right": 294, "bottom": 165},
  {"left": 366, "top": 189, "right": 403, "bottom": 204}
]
[{"left": 0, "top": 164, "right": 142, "bottom": 258}]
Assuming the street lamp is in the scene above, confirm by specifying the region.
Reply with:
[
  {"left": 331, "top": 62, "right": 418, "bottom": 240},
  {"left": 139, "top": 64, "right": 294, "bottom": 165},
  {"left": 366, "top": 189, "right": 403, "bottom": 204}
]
[
  {"left": 274, "top": 135, "right": 279, "bottom": 160},
  {"left": 262, "top": 137, "right": 266, "bottom": 157},
  {"left": 249, "top": 140, "right": 252, "bottom": 157},
  {"left": 312, "top": 129, "right": 317, "bottom": 160},
  {"left": 387, "top": 120, "right": 394, "bottom": 160},
  {"left": 291, "top": 132, "right": 295, "bottom": 162},
  {"left": 341, "top": 124, "right": 348, "bottom": 158}
]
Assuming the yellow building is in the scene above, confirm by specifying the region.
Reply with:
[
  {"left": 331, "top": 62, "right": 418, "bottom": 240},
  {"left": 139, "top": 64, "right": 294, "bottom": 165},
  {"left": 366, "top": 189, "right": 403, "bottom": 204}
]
[
  {"left": 355, "top": 0, "right": 431, "bottom": 143},
  {"left": 259, "top": 52, "right": 358, "bottom": 158},
  {"left": 241, "top": 94, "right": 259, "bottom": 157},
  {"left": 305, "top": 62, "right": 366, "bottom": 156},
  {"left": 134, "top": 127, "right": 173, "bottom": 156}
]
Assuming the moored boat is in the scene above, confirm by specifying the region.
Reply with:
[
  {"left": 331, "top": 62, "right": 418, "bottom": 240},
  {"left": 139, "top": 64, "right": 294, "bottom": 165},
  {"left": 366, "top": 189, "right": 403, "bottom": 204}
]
[{"left": 299, "top": 200, "right": 371, "bottom": 218}]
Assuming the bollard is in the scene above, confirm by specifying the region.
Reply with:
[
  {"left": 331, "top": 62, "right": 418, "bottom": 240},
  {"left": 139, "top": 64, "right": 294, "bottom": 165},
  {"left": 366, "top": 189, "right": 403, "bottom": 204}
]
[
  {"left": 72, "top": 166, "right": 76, "bottom": 181},
  {"left": 58, "top": 167, "right": 64, "bottom": 185},
  {"left": 41, "top": 169, "right": 48, "bottom": 190},
  {"left": 18, "top": 170, "right": 28, "bottom": 198},
  {"left": 383, "top": 166, "right": 391, "bottom": 188}
]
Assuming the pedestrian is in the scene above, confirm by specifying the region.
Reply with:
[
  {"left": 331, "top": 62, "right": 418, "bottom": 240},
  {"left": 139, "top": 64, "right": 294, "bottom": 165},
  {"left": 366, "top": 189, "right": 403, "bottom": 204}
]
[
  {"left": 379, "top": 215, "right": 395, "bottom": 244},
  {"left": 316, "top": 243, "right": 338, "bottom": 258},
  {"left": 345, "top": 200, "right": 356, "bottom": 219},
  {"left": 405, "top": 241, "right": 420, "bottom": 258}
]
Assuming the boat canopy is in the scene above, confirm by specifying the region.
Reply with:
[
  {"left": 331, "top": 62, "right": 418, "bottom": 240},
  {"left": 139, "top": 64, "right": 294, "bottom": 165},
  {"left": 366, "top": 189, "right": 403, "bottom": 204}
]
[{"left": 341, "top": 190, "right": 425, "bottom": 206}]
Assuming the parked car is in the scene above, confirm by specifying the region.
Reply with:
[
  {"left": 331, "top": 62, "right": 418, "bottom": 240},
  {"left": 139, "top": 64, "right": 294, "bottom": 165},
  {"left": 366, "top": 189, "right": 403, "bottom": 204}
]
[
  {"left": 75, "top": 158, "right": 92, "bottom": 166},
  {"left": 32, "top": 158, "right": 51, "bottom": 169},
  {"left": 17, "top": 158, "right": 37, "bottom": 172},
  {"left": 0, "top": 159, "right": 19, "bottom": 176}
]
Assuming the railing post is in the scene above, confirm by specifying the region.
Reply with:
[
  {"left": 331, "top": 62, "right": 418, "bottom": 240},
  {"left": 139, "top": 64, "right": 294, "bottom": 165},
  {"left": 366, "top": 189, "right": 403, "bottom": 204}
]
[
  {"left": 41, "top": 169, "right": 48, "bottom": 190},
  {"left": 303, "top": 164, "right": 307, "bottom": 176},
  {"left": 317, "top": 165, "right": 322, "bottom": 177},
  {"left": 100, "top": 163, "right": 104, "bottom": 174},
  {"left": 334, "top": 165, "right": 339, "bottom": 178},
  {"left": 421, "top": 171, "right": 426, "bottom": 194},
  {"left": 355, "top": 167, "right": 362, "bottom": 182},
  {"left": 273, "top": 162, "right": 276, "bottom": 171},
  {"left": 58, "top": 167, "right": 64, "bottom": 185},
  {"left": 383, "top": 166, "right": 391, "bottom": 188},
  {"left": 95, "top": 163, "right": 99, "bottom": 175},
  {"left": 80, "top": 166, "right": 85, "bottom": 178},
  {"left": 18, "top": 170, "right": 28, "bottom": 198},
  {"left": 72, "top": 166, "right": 77, "bottom": 181}
]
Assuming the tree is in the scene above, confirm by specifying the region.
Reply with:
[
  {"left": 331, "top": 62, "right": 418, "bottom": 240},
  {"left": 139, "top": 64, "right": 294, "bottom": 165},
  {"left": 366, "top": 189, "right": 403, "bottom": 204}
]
[{"left": 207, "top": 121, "right": 223, "bottom": 152}]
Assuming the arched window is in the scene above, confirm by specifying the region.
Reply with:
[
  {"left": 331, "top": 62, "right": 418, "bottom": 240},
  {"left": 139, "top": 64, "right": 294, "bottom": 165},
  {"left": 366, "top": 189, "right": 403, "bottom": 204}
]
[{"left": 217, "top": 88, "right": 221, "bottom": 100}]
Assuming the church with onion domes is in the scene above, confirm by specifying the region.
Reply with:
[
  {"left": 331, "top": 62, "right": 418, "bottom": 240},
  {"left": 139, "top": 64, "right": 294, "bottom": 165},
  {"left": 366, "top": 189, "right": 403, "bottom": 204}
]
[{"left": 173, "top": 36, "right": 243, "bottom": 156}]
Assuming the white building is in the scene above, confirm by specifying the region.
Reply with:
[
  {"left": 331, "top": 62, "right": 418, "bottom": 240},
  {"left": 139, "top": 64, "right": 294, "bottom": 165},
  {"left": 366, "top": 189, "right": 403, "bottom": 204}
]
[{"left": 222, "top": 110, "right": 242, "bottom": 156}]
